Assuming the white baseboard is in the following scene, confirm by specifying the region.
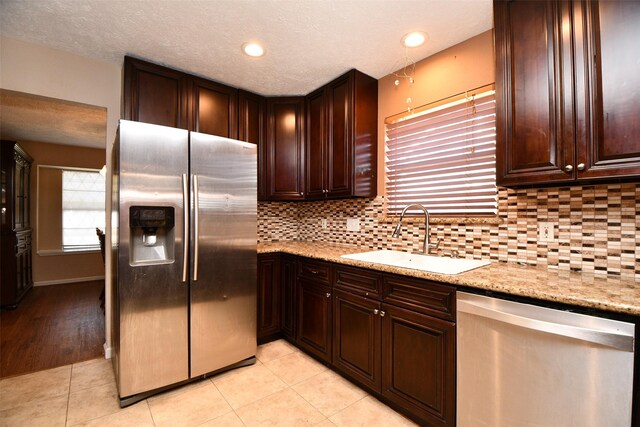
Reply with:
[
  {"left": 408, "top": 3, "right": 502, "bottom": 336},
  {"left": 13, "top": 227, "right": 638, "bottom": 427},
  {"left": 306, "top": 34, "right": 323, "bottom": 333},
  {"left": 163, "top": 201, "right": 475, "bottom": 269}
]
[
  {"left": 104, "top": 343, "right": 113, "bottom": 359},
  {"left": 33, "top": 275, "right": 105, "bottom": 287}
]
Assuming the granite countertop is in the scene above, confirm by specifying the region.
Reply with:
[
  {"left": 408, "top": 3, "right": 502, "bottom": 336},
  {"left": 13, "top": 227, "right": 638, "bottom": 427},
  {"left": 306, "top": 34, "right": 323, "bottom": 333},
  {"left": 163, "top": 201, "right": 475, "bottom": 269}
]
[{"left": 258, "top": 241, "right": 640, "bottom": 316}]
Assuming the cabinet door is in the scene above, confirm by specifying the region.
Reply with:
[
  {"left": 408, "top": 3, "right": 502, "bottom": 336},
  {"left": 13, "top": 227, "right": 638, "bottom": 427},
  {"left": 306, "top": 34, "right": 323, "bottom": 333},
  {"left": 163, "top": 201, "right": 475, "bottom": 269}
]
[
  {"left": 333, "top": 289, "right": 381, "bottom": 392},
  {"left": 265, "top": 97, "right": 305, "bottom": 200},
  {"left": 381, "top": 304, "right": 455, "bottom": 427},
  {"left": 257, "top": 254, "right": 280, "bottom": 342},
  {"left": 239, "top": 90, "right": 267, "bottom": 201},
  {"left": 305, "top": 88, "right": 326, "bottom": 200},
  {"left": 280, "top": 255, "right": 297, "bottom": 340},
  {"left": 123, "top": 57, "right": 188, "bottom": 129},
  {"left": 296, "top": 278, "right": 332, "bottom": 362},
  {"left": 326, "top": 74, "right": 353, "bottom": 197},
  {"left": 495, "top": 0, "right": 574, "bottom": 185},
  {"left": 191, "top": 78, "right": 238, "bottom": 139},
  {"left": 574, "top": 0, "right": 640, "bottom": 179}
]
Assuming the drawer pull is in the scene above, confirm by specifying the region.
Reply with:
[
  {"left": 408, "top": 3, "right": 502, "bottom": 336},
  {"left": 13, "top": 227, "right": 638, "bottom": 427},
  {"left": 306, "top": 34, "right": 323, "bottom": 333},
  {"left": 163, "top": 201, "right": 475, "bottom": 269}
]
[{"left": 326, "top": 292, "right": 331, "bottom": 298}]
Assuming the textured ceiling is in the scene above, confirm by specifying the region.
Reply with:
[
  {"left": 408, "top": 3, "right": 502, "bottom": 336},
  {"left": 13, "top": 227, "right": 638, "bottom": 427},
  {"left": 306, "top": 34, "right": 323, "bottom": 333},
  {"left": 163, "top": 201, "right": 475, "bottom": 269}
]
[
  {"left": 0, "top": 90, "right": 107, "bottom": 148},
  {"left": 0, "top": 0, "right": 493, "bottom": 96}
]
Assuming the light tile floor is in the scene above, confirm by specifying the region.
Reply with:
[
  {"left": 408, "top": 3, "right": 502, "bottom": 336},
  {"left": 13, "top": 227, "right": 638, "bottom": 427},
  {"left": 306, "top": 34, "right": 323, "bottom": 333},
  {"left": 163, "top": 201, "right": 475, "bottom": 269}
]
[{"left": 0, "top": 339, "right": 417, "bottom": 426}]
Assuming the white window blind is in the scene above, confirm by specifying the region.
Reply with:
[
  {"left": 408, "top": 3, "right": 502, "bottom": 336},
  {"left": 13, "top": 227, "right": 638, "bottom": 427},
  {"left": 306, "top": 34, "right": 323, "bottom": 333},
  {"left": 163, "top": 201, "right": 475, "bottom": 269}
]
[
  {"left": 385, "top": 88, "right": 497, "bottom": 216},
  {"left": 62, "top": 170, "right": 105, "bottom": 251}
]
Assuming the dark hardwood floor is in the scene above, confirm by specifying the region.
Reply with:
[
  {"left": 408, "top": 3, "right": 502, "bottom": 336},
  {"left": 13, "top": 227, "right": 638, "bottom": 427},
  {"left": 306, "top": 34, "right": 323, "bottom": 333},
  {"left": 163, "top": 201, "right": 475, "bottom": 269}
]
[{"left": 0, "top": 280, "right": 105, "bottom": 378}]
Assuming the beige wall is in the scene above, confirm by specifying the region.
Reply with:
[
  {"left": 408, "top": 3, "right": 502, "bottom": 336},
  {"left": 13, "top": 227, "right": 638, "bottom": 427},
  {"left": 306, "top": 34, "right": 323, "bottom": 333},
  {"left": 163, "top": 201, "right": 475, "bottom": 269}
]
[
  {"left": 376, "top": 30, "right": 495, "bottom": 194},
  {"left": 20, "top": 140, "right": 106, "bottom": 285}
]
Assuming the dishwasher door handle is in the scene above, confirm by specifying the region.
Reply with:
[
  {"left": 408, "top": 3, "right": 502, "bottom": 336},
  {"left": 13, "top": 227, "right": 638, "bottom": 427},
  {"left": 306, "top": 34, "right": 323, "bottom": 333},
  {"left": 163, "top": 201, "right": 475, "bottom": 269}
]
[{"left": 457, "top": 298, "right": 634, "bottom": 352}]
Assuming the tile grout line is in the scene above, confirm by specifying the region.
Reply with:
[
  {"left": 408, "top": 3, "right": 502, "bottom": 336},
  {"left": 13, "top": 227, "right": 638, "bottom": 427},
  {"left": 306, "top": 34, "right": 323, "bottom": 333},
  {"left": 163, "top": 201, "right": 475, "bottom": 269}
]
[
  {"left": 287, "top": 382, "right": 331, "bottom": 424},
  {"left": 146, "top": 399, "right": 157, "bottom": 427},
  {"left": 208, "top": 377, "right": 247, "bottom": 426}
]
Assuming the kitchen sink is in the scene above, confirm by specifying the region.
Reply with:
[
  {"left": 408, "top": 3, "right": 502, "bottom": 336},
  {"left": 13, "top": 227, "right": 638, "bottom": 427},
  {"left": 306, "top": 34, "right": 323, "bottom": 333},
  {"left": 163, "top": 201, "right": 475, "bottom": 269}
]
[{"left": 341, "top": 250, "right": 491, "bottom": 275}]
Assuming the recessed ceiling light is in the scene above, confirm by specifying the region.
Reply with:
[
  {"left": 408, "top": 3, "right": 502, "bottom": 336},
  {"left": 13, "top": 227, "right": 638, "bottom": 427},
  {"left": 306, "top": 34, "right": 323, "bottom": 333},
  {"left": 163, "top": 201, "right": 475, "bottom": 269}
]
[
  {"left": 401, "top": 32, "right": 426, "bottom": 48},
  {"left": 242, "top": 42, "right": 265, "bottom": 58}
]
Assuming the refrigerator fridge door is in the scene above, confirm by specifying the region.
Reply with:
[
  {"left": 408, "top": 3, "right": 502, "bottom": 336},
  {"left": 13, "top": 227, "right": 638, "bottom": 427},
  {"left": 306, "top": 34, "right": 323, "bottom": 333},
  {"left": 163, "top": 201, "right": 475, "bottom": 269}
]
[
  {"left": 189, "top": 132, "right": 257, "bottom": 377},
  {"left": 117, "top": 120, "right": 190, "bottom": 397}
]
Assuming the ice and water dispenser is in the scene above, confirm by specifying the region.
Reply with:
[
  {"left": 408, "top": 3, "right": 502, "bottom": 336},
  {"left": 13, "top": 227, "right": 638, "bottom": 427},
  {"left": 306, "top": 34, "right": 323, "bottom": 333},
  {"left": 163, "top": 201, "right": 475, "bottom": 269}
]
[{"left": 129, "top": 206, "right": 175, "bottom": 265}]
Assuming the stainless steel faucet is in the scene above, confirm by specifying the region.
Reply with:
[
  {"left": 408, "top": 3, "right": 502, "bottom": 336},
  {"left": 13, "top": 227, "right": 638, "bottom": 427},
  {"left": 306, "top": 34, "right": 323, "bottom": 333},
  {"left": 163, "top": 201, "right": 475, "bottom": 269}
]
[{"left": 392, "top": 204, "right": 441, "bottom": 255}]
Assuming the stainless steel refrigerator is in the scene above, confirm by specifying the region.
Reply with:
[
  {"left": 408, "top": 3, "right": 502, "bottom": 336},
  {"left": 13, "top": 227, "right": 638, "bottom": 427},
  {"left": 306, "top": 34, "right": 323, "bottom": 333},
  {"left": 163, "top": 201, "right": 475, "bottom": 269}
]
[{"left": 111, "top": 120, "right": 257, "bottom": 406}]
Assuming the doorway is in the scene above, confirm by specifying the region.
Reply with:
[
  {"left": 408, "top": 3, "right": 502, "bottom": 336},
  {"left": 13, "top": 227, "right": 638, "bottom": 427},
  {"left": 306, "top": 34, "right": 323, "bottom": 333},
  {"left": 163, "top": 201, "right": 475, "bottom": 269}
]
[{"left": 0, "top": 90, "right": 108, "bottom": 378}]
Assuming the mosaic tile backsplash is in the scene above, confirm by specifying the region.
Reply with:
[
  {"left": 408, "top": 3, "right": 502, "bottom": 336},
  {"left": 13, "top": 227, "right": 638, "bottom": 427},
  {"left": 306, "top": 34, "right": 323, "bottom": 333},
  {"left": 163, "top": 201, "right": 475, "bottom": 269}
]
[{"left": 258, "top": 183, "right": 639, "bottom": 279}]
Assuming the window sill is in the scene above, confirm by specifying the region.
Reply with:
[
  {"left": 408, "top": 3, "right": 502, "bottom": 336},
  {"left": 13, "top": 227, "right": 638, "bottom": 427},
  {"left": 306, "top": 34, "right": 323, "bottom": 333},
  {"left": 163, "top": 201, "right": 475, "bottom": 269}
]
[{"left": 37, "top": 249, "right": 101, "bottom": 257}]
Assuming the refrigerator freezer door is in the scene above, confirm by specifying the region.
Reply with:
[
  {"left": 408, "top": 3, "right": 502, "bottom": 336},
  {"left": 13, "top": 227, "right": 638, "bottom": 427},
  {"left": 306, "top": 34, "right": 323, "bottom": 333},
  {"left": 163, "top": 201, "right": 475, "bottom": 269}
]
[
  {"left": 189, "top": 132, "right": 257, "bottom": 377},
  {"left": 117, "top": 120, "right": 190, "bottom": 397}
]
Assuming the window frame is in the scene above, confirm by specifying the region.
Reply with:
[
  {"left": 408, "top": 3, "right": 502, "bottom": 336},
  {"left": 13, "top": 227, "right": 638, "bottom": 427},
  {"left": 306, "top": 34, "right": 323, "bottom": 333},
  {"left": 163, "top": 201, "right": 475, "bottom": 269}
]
[{"left": 36, "top": 164, "right": 105, "bottom": 256}]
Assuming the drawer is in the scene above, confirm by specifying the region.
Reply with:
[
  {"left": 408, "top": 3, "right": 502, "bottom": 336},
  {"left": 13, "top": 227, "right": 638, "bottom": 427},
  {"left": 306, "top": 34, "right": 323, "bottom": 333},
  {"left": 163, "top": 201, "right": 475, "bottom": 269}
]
[
  {"left": 334, "top": 265, "right": 381, "bottom": 299},
  {"left": 383, "top": 274, "right": 455, "bottom": 321},
  {"left": 297, "top": 258, "right": 331, "bottom": 285}
]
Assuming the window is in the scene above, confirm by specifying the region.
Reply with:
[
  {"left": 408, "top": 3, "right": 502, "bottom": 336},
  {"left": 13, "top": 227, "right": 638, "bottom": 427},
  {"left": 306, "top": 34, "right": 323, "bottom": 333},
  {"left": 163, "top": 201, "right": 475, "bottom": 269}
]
[
  {"left": 385, "top": 86, "right": 497, "bottom": 216},
  {"left": 62, "top": 170, "right": 105, "bottom": 251}
]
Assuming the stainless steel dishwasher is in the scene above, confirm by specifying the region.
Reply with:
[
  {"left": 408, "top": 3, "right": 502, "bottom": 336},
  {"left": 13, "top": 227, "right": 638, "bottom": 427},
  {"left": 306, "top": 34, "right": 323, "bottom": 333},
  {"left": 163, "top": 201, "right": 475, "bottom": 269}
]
[{"left": 457, "top": 292, "right": 636, "bottom": 427}]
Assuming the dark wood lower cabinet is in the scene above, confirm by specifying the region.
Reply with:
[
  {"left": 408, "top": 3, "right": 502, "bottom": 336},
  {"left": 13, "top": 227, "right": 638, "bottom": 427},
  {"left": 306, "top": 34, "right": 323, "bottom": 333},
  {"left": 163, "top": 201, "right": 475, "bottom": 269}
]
[
  {"left": 332, "top": 289, "right": 381, "bottom": 391},
  {"left": 258, "top": 254, "right": 455, "bottom": 425},
  {"left": 257, "top": 254, "right": 280, "bottom": 343},
  {"left": 296, "top": 277, "right": 332, "bottom": 363},
  {"left": 381, "top": 303, "right": 455, "bottom": 427},
  {"left": 280, "top": 255, "right": 297, "bottom": 340}
]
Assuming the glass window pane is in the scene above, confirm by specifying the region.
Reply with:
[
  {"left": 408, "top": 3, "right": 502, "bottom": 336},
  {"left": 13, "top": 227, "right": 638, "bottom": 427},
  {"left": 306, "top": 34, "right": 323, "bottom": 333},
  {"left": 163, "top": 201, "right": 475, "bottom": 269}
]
[{"left": 62, "top": 170, "right": 105, "bottom": 250}]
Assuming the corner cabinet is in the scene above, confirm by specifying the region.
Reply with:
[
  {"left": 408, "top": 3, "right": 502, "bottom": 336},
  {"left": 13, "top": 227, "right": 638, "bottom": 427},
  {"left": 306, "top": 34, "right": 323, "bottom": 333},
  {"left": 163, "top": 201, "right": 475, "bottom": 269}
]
[
  {"left": 495, "top": 0, "right": 640, "bottom": 186},
  {"left": 1, "top": 142, "right": 34, "bottom": 308},
  {"left": 264, "top": 97, "right": 306, "bottom": 200},
  {"left": 295, "top": 258, "right": 332, "bottom": 362},
  {"left": 305, "top": 70, "right": 378, "bottom": 200},
  {"left": 238, "top": 90, "right": 267, "bottom": 200}
]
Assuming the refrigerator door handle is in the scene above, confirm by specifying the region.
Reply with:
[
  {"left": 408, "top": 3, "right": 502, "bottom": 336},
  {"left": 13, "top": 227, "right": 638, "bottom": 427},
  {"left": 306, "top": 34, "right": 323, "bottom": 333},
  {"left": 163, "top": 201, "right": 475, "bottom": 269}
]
[
  {"left": 192, "top": 174, "right": 199, "bottom": 282},
  {"left": 182, "top": 173, "right": 189, "bottom": 283}
]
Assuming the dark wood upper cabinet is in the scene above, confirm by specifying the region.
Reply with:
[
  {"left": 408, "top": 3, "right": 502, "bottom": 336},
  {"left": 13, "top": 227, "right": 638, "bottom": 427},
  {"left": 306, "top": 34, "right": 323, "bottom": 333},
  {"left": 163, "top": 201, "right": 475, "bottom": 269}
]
[
  {"left": 495, "top": 0, "right": 640, "bottom": 186},
  {"left": 305, "top": 88, "right": 326, "bottom": 199},
  {"left": 305, "top": 70, "right": 378, "bottom": 200},
  {"left": 573, "top": 0, "right": 640, "bottom": 179},
  {"left": 190, "top": 77, "right": 238, "bottom": 139},
  {"left": 495, "top": 0, "right": 572, "bottom": 185},
  {"left": 265, "top": 97, "right": 305, "bottom": 200},
  {"left": 238, "top": 90, "right": 267, "bottom": 201},
  {"left": 123, "top": 57, "right": 189, "bottom": 129},
  {"left": 123, "top": 56, "right": 237, "bottom": 139}
]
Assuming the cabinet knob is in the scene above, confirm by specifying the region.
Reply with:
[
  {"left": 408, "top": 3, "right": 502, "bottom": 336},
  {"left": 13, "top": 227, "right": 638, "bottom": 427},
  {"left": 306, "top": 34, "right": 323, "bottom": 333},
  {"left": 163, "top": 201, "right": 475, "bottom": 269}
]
[
  {"left": 564, "top": 165, "right": 574, "bottom": 173},
  {"left": 379, "top": 310, "right": 386, "bottom": 317},
  {"left": 373, "top": 309, "right": 379, "bottom": 315},
  {"left": 326, "top": 292, "right": 331, "bottom": 298},
  {"left": 577, "top": 163, "right": 585, "bottom": 171}
]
